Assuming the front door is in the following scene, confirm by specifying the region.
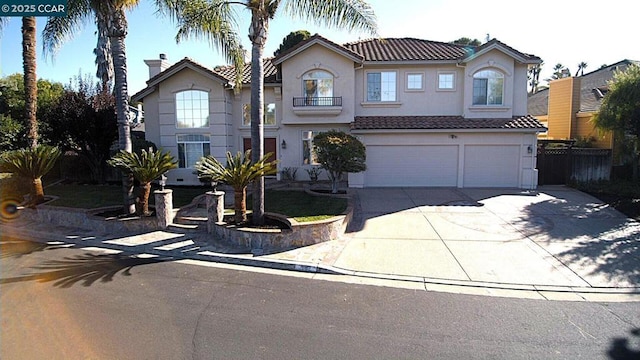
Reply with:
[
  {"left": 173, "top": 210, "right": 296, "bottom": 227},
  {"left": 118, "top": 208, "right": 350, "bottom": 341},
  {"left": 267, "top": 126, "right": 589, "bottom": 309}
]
[{"left": 243, "top": 137, "right": 277, "bottom": 164}]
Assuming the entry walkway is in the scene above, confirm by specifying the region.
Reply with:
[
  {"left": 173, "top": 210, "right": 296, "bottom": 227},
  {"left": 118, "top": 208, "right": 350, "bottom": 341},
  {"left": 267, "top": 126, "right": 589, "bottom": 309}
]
[{"left": 2, "top": 186, "right": 639, "bottom": 301}]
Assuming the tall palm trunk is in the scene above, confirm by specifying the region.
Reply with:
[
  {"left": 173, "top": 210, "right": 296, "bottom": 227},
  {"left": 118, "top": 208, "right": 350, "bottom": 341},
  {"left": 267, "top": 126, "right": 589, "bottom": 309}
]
[
  {"left": 94, "top": 12, "right": 113, "bottom": 93},
  {"left": 108, "top": 7, "right": 135, "bottom": 215},
  {"left": 140, "top": 182, "right": 151, "bottom": 216},
  {"left": 234, "top": 186, "right": 247, "bottom": 224},
  {"left": 22, "top": 16, "right": 38, "bottom": 149},
  {"left": 249, "top": 2, "right": 269, "bottom": 226},
  {"left": 32, "top": 177, "right": 44, "bottom": 204}
]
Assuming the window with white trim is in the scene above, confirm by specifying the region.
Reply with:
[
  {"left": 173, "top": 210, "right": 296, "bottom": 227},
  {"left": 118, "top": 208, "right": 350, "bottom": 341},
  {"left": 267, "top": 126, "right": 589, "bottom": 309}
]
[
  {"left": 177, "top": 134, "right": 210, "bottom": 168},
  {"left": 367, "top": 71, "right": 397, "bottom": 101},
  {"left": 302, "top": 131, "right": 318, "bottom": 165},
  {"left": 242, "top": 103, "right": 276, "bottom": 126},
  {"left": 176, "top": 90, "right": 209, "bottom": 128},
  {"left": 438, "top": 73, "right": 455, "bottom": 90},
  {"left": 406, "top": 73, "right": 423, "bottom": 90},
  {"left": 472, "top": 69, "right": 504, "bottom": 105}
]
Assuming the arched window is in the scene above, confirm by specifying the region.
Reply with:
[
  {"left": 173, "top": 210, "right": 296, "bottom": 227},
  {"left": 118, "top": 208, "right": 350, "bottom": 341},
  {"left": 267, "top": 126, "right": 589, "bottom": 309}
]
[
  {"left": 472, "top": 69, "right": 504, "bottom": 105},
  {"left": 302, "top": 70, "right": 333, "bottom": 101},
  {"left": 176, "top": 90, "right": 209, "bottom": 128}
]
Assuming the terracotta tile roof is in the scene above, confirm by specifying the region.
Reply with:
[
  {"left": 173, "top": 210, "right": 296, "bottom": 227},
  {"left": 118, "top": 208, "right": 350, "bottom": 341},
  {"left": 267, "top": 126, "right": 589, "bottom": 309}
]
[
  {"left": 272, "top": 33, "right": 364, "bottom": 64},
  {"left": 351, "top": 115, "right": 546, "bottom": 131},
  {"left": 343, "top": 38, "right": 469, "bottom": 62},
  {"left": 213, "top": 57, "right": 279, "bottom": 84},
  {"left": 145, "top": 57, "right": 229, "bottom": 85}
]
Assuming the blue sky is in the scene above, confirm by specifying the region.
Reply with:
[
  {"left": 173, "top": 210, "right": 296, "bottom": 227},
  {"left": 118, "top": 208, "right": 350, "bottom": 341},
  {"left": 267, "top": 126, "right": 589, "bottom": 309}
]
[{"left": 1, "top": 0, "right": 639, "bottom": 94}]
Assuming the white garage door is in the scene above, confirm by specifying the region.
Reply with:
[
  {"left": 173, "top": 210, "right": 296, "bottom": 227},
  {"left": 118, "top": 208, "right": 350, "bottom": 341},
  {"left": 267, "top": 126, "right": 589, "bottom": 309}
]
[
  {"left": 463, "top": 145, "right": 520, "bottom": 187},
  {"left": 365, "top": 145, "right": 458, "bottom": 186}
]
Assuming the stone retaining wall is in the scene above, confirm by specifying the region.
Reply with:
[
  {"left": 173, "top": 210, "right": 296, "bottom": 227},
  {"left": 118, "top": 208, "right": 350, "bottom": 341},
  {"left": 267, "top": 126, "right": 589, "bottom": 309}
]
[
  {"left": 19, "top": 205, "right": 159, "bottom": 234},
  {"left": 209, "top": 192, "right": 353, "bottom": 252}
]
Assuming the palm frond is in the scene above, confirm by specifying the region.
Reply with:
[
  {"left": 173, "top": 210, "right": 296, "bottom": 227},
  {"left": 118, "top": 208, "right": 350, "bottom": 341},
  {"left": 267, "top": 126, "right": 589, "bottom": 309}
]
[
  {"left": 283, "top": 0, "right": 377, "bottom": 36},
  {"left": 195, "top": 150, "right": 278, "bottom": 189},
  {"left": 0, "top": 145, "right": 61, "bottom": 179},
  {"left": 107, "top": 148, "right": 177, "bottom": 184},
  {"left": 161, "top": 0, "right": 245, "bottom": 87},
  {"left": 42, "top": 0, "right": 93, "bottom": 59}
]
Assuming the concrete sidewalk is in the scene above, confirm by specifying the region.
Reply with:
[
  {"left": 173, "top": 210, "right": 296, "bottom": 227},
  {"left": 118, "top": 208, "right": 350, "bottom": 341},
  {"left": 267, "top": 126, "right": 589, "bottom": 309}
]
[{"left": 2, "top": 186, "right": 639, "bottom": 301}]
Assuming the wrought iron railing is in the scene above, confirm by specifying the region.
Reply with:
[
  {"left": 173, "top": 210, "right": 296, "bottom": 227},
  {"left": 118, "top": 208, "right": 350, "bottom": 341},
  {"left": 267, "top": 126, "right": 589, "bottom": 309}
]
[{"left": 293, "top": 96, "right": 342, "bottom": 107}]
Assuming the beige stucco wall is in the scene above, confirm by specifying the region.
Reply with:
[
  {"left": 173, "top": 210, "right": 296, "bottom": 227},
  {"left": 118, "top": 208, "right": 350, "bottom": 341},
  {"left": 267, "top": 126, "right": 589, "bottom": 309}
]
[
  {"left": 279, "top": 44, "right": 356, "bottom": 125},
  {"left": 353, "top": 64, "right": 464, "bottom": 117},
  {"left": 152, "top": 67, "right": 232, "bottom": 185},
  {"left": 463, "top": 50, "right": 517, "bottom": 119}
]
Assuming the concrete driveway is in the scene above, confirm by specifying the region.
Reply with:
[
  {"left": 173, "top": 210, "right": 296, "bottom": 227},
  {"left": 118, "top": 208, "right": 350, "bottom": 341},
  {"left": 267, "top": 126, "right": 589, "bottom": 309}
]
[{"left": 332, "top": 186, "right": 640, "bottom": 290}]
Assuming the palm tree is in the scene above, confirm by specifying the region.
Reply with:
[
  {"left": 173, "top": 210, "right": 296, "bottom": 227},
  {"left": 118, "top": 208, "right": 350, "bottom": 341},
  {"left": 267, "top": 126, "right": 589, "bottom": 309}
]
[
  {"left": 170, "top": 0, "right": 377, "bottom": 225},
  {"left": 108, "top": 149, "right": 177, "bottom": 215},
  {"left": 22, "top": 17, "right": 38, "bottom": 149},
  {"left": 0, "top": 145, "right": 61, "bottom": 205},
  {"left": 43, "top": 0, "right": 200, "bottom": 215},
  {"left": 195, "top": 150, "right": 277, "bottom": 224},
  {"left": 575, "top": 61, "right": 588, "bottom": 77}
]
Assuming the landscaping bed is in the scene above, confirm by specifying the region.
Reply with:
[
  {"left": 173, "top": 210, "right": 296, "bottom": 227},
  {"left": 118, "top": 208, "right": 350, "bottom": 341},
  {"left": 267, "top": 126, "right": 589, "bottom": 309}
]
[{"left": 575, "top": 180, "right": 640, "bottom": 220}]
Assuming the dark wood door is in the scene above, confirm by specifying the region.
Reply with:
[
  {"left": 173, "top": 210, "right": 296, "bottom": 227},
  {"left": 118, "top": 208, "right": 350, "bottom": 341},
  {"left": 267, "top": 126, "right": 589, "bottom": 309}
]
[{"left": 243, "top": 137, "right": 277, "bottom": 164}]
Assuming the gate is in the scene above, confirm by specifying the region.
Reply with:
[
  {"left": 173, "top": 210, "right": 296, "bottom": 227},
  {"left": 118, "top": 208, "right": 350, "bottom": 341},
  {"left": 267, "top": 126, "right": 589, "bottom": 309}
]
[{"left": 537, "top": 140, "right": 612, "bottom": 185}]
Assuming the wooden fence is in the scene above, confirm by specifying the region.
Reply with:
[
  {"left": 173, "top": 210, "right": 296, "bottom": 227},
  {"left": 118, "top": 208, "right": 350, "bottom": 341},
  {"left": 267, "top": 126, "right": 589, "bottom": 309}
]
[{"left": 537, "top": 146, "right": 611, "bottom": 185}]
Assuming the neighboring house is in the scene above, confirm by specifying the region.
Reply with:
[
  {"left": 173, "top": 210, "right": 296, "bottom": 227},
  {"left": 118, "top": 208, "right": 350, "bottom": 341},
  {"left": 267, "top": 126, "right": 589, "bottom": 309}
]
[
  {"left": 528, "top": 59, "right": 639, "bottom": 148},
  {"left": 132, "top": 35, "right": 545, "bottom": 189}
]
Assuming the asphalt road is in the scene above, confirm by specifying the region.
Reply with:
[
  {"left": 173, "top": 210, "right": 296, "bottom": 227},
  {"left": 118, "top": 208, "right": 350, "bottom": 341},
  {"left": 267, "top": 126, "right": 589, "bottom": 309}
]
[{"left": 1, "top": 239, "right": 639, "bottom": 360}]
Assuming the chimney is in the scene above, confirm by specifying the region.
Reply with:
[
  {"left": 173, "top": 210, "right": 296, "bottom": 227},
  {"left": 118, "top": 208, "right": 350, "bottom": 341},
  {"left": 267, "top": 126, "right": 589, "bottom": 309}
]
[{"left": 144, "top": 54, "right": 170, "bottom": 79}]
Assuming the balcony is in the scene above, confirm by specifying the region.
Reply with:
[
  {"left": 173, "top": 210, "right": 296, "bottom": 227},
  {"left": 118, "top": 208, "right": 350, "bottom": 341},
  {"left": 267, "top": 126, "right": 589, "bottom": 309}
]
[{"left": 292, "top": 96, "right": 343, "bottom": 117}]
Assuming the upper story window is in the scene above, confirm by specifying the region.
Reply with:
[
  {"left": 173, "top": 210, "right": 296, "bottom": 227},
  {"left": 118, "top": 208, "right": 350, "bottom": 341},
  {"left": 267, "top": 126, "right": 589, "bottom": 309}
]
[
  {"left": 243, "top": 103, "right": 276, "bottom": 126},
  {"left": 472, "top": 69, "right": 503, "bottom": 105},
  {"left": 176, "top": 90, "right": 209, "bottom": 128},
  {"left": 406, "top": 73, "right": 423, "bottom": 91},
  {"left": 303, "top": 70, "right": 334, "bottom": 98},
  {"left": 438, "top": 72, "right": 455, "bottom": 90},
  {"left": 367, "top": 71, "right": 397, "bottom": 101}
]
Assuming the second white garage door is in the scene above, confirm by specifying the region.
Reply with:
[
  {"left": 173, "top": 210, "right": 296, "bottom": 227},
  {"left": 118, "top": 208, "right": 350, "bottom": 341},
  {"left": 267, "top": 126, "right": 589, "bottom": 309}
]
[
  {"left": 463, "top": 145, "right": 520, "bottom": 187},
  {"left": 365, "top": 145, "right": 459, "bottom": 186}
]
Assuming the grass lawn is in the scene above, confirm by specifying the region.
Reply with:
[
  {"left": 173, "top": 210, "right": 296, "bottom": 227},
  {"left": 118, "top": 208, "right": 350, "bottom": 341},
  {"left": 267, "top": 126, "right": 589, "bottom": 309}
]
[
  {"left": 263, "top": 190, "right": 347, "bottom": 222},
  {"left": 44, "top": 184, "right": 209, "bottom": 209},
  {"left": 38, "top": 183, "right": 347, "bottom": 221}
]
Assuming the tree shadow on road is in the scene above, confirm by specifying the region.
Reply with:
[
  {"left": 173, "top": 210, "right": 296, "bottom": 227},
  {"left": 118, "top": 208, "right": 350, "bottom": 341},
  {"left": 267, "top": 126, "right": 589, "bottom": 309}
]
[
  {"left": 608, "top": 328, "right": 640, "bottom": 360},
  {"left": 1, "top": 238, "right": 67, "bottom": 258},
  {"left": 1, "top": 250, "right": 171, "bottom": 288}
]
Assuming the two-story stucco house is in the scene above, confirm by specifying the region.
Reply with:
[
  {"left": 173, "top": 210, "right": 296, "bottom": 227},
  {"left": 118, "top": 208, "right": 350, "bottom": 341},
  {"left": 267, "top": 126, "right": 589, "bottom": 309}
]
[{"left": 132, "top": 35, "right": 545, "bottom": 189}]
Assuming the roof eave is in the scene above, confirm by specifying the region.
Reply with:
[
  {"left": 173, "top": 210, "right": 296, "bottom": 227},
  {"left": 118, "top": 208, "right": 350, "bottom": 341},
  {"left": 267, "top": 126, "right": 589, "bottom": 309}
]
[
  {"left": 351, "top": 127, "right": 546, "bottom": 134},
  {"left": 272, "top": 37, "right": 364, "bottom": 65},
  {"left": 461, "top": 43, "right": 541, "bottom": 65}
]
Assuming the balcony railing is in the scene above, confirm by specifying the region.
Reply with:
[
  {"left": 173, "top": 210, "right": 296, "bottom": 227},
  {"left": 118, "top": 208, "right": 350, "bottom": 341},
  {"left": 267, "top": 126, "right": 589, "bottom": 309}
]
[{"left": 293, "top": 96, "right": 342, "bottom": 107}]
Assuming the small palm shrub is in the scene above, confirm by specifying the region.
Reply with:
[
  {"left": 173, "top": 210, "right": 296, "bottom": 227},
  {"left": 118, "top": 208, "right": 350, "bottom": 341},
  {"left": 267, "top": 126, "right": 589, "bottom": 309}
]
[
  {"left": 0, "top": 145, "right": 61, "bottom": 205},
  {"left": 108, "top": 149, "right": 177, "bottom": 216},
  {"left": 195, "top": 150, "right": 278, "bottom": 224}
]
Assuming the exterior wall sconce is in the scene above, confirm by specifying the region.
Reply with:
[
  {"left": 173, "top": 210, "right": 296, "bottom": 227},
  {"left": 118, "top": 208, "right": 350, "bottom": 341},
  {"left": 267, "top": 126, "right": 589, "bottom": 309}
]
[
  {"left": 281, "top": 139, "right": 287, "bottom": 149},
  {"left": 449, "top": 134, "right": 457, "bottom": 139},
  {"left": 527, "top": 145, "right": 533, "bottom": 154}
]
